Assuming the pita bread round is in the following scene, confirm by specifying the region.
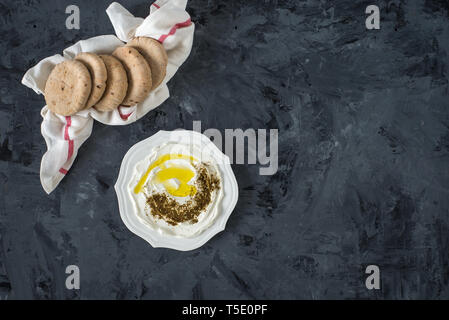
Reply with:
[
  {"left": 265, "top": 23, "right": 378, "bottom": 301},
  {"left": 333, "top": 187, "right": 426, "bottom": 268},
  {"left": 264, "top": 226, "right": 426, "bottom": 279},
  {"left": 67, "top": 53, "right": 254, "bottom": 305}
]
[
  {"left": 94, "top": 55, "right": 128, "bottom": 112},
  {"left": 44, "top": 60, "right": 91, "bottom": 116},
  {"left": 112, "top": 46, "right": 152, "bottom": 106},
  {"left": 75, "top": 52, "right": 107, "bottom": 109},
  {"left": 127, "top": 37, "right": 168, "bottom": 90}
]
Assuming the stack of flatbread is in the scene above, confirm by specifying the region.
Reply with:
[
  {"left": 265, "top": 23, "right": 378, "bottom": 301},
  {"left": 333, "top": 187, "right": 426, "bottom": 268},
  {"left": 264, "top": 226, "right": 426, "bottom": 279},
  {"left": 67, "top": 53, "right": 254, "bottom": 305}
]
[{"left": 44, "top": 37, "right": 168, "bottom": 116}]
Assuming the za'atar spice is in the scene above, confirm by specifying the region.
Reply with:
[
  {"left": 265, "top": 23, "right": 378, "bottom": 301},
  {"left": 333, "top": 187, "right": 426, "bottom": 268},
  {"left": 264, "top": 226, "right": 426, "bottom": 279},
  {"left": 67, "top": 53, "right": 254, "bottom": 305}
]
[{"left": 146, "top": 163, "right": 221, "bottom": 226}]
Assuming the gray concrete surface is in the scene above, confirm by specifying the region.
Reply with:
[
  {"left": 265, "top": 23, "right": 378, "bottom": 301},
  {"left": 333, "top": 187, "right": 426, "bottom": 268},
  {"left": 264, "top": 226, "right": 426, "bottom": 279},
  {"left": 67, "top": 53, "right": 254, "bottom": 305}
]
[{"left": 0, "top": 0, "right": 449, "bottom": 299}]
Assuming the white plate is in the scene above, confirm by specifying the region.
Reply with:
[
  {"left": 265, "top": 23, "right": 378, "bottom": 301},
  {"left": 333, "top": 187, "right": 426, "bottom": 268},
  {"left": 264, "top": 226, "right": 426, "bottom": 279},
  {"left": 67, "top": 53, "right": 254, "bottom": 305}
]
[{"left": 114, "top": 130, "right": 239, "bottom": 251}]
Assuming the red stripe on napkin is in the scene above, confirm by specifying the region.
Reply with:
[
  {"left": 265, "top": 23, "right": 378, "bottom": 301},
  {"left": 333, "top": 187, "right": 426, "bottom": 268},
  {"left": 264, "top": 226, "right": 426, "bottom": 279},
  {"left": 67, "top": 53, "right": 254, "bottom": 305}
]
[
  {"left": 118, "top": 106, "right": 133, "bottom": 120},
  {"left": 59, "top": 116, "right": 74, "bottom": 175},
  {"left": 152, "top": 2, "right": 160, "bottom": 9},
  {"left": 158, "top": 19, "right": 192, "bottom": 43}
]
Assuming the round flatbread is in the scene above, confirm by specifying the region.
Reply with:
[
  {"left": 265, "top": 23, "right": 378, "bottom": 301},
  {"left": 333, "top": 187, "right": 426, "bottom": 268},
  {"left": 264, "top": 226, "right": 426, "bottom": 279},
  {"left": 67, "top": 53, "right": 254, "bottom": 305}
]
[
  {"left": 112, "top": 46, "right": 152, "bottom": 106},
  {"left": 94, "top": 55, "right": 128, "bottom": 112},
  {"left": 44, "top": 60, "right": 91, "bottom": 116},
  {"left": 126, "top": 37, "right": 168, "bottom": 90},
  {"left": 75, "top": 52, "right": 107, "bottom": 109}
]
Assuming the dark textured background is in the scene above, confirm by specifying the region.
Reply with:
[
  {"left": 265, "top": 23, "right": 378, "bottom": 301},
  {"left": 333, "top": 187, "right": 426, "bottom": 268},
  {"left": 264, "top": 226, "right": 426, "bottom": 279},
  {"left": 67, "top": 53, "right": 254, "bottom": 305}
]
[{"left": 1, "top": 0, "right": 449, "bottom": 300}]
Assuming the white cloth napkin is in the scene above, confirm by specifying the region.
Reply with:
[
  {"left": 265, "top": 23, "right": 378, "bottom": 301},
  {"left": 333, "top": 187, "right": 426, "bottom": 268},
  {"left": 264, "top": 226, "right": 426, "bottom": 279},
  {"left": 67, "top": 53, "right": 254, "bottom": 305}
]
[{"left": 21, "top": 0, "right": 195, "bottom": 194}]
